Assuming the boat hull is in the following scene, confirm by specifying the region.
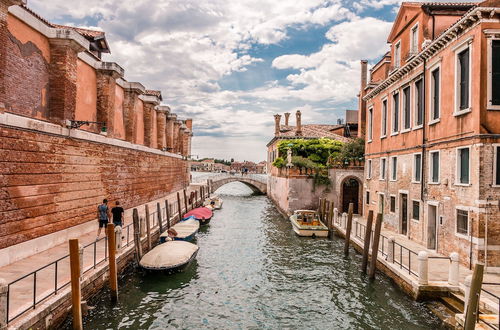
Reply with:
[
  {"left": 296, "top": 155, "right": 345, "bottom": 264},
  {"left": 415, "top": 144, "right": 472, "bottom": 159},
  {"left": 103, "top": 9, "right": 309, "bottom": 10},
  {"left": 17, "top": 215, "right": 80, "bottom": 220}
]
[
  {"left": 290, "top": 214, "right": 328, "bottom": 238},
  {"left": 142, "top": 249, "right": 198, "bottom": 273}
]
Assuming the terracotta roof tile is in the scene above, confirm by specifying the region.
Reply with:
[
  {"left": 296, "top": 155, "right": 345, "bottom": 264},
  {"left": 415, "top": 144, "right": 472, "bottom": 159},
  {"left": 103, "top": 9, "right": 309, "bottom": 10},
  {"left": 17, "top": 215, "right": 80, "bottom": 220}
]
[
  {"left": 144, "top": 90, "right": 163, "bottom": 101},
  {"left": 52, "top": 24, "right": 105, "bottom": 39},
  {"left": 279, "top": 124, "right": 350, "bottom": 143}
]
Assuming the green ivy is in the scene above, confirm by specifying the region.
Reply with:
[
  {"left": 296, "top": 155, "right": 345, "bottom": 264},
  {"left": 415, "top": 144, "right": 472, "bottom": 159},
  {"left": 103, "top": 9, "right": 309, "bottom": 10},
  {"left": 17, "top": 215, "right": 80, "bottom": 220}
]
[
  {"left": 272, "top": 157, "right": 286, "bottom": 168},
  {"left": 276, "top": 138, "right": 343, "bottom": 167}
]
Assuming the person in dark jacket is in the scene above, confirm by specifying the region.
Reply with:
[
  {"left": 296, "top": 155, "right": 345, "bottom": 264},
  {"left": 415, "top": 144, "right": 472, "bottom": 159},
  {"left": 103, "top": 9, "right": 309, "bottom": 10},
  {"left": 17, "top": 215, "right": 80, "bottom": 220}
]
[{"left": 96, "top": 199, "right": 111, "bottom": 239}]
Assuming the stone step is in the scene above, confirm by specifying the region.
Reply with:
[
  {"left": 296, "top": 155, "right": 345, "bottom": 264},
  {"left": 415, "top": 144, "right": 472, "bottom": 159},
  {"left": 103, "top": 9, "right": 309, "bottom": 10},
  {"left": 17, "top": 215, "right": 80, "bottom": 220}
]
[{"left": 440, "top": 296, "right": 464, "bottom": 314}]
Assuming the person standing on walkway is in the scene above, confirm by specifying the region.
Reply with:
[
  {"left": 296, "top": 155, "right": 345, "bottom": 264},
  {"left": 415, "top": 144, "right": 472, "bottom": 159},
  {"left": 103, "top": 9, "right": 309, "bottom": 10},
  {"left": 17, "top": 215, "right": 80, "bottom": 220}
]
[
  {"left": 111, "top": 201, "right": 124, "bottom": 227},
  {"left": 96, "top": 199, "right": 111, "bottom": 239}
]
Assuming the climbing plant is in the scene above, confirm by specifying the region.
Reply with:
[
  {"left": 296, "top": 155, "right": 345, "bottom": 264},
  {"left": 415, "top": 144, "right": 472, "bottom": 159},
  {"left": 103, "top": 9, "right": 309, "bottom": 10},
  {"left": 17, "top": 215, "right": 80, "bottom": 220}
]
[
  {"left": 328, "top": 138, "right": 365, "bottom": 166},
  {"left": 276, "top": 138, "right": 343, "bottom": 167}
]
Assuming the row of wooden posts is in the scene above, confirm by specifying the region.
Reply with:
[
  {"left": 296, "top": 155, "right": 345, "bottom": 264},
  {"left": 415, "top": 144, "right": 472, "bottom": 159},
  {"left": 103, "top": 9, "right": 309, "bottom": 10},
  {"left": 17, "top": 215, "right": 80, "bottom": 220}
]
[
  {"left": 318, "top": 198, "right": 487, "bottom": 330},
  {"left": 68, "top": 183, "right": 213, "bottom": 330},
  {"left": 317, "top": 198, "right": 382, "bottom": 279}
]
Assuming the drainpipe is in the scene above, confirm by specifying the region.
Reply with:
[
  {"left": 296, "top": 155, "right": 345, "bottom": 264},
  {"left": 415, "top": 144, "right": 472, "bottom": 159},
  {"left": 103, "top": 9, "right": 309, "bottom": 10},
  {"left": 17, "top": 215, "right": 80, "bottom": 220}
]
[{"left": 421, "top": 58, "right": 427, "bottom": 246}]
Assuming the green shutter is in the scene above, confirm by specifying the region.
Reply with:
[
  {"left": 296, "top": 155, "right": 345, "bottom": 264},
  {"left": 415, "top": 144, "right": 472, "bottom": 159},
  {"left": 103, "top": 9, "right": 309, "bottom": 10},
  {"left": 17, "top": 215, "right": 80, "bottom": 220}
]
[
  {"left": 492, "top": 40, "right": 500, "bottom": 106},
  {"left": 460, "top": 148, "right": 469, "bottom": 184}
]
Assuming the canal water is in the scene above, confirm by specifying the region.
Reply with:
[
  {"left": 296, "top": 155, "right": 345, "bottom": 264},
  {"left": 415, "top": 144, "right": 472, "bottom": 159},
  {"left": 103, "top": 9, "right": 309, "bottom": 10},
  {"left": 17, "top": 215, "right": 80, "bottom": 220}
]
[{"left": 81, "top": 182, "right": 443, "bottom": 329}]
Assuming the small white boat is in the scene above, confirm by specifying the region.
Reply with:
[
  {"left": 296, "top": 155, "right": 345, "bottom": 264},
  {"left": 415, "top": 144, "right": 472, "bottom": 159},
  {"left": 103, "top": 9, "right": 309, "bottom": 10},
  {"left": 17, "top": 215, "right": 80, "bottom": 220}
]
[
  {"left": 290, "top": 210, "right": 328, "bottom": 238},
  {"left": 203, "top": 196, "right": 223, "bottom": 210},
  {"left": 160, "top": 219, "right": 199, "bottom": 242},
  {"left": 139, "top": 241, "right": 199, "bottom": 272}
]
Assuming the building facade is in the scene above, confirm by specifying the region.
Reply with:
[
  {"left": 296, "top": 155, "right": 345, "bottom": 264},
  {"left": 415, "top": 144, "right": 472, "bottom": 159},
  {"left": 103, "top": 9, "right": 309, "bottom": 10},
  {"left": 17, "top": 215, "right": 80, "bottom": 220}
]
[
  {"left": 361, "top": 1, "right": 500, "bottom": 270},
  {"left": 0, "top": 0, "right": 193, "bottom": 263}
]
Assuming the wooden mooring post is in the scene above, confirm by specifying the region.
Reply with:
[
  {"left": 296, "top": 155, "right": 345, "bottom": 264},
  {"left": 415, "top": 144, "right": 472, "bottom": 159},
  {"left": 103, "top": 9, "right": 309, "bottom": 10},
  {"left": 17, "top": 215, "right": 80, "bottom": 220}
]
[
  {"left": 132, "top": 209, "right": 142, "bottom": 261},
  {"left": 177, "top": 192, "right": 182, "bottom": 222},
  {"left": 145, "top": 205, "right": 151, "bottom": 251},
  {"left": 157, "top": 202, "right": 163, "bottom": 234},
  {"left": 321, "top": 199, "right": 327, "bottom": 222},
  {"left": 343, "top": 203, "right": 354, "bottom": 256},
  {"left": 106, "top": 223, "right": 118, "bottom": 302},
  {"left": 361, "top": 210, "right": 374, "bottom": 274},
  {"left": 327, "top": 201, "right": 334, "bottom": 239},
  {"left": 464, "top": 263, "right": 485, "bottom": 330},
  {"left": 368, "top": 213, "right": 383, "bottom": 279},
  {"left": 183, "top": 189, "right": 188, "bottom": 213},
  {"left": 195, "top": 191, "right": 198, "bottom": 208},
  {"left": 165, "top": 200, "right": 171, "bottom": 228},
  {"left": 69, "top": 239, "right": 82, "bottom": 330}
]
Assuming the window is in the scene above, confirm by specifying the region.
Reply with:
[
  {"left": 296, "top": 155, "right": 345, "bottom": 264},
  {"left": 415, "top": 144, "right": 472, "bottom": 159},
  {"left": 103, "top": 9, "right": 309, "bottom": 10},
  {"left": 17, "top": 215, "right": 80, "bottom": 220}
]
[
  {"left": 413, "top": 153, "right": 422, "bottom": 182},
  {"left": 457, "top": 147, "right": 470, "bottom": 184},
  {"left": 489, "top": 39, "right": 500, "bottom": 108},
  {"left": 456, "top": 209, "right": 469, "bottom": 235},
  {"left": 392, "top": 92, "right": 399, "bottom": 133},
  {"left": 391, "top": 156, "right": 398, "bottom": 181},
  {"left": 380, "top": 157, "right": 387, "bottom": 180},
  {"left": 368, "top": 107, "right": 373, "bottom": 141},
  {"left": 403, "top": 86, "right": 411, "bottom": 130},
  {"left": 456, "top": 46, "right": 471, "bottom": 112},
  {"left": 367, "top": 159, "right": 372, "bottom": 179},
  {"left": 390, "top": 196, "right": 396, "bottom": 213},
  {"left": 366, "top": 191, "right": 370, "bottom": 204},
  {"left": 411, "top": 25, "right": 418, "bottom": 54},
  {"left": 412, "top": 201, "right": 420, "bottom": 220},
  {"left": 494, "top": 145, "right": 500, "bottom": 186},
  {"left": 381, "top": 99, "right": 388, "bottom": 137},
  {"left": 415, "top": 79, "right": 423, "bottom": 126},
  {"left": 430, "top": 151, "right": 440, "bottom": 183},
  {"left": 395, "top": 41, "right": 401, "bottom": 68},
  {"left": 431, "top": 68, "right": 440, "bottom": 121}
]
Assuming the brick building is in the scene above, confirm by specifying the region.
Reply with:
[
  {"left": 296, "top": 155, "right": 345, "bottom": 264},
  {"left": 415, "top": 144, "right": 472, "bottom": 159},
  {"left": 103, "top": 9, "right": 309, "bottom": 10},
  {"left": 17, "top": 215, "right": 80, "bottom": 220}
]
[
  {"left": 0, "top": 1, "right": 193, "bottom": 265},
  {"left": 360, "top": 1, "right": 500, "bottom": 270},
  {"left": 267, "top": 110, "right": 364, "bottom": 215}
]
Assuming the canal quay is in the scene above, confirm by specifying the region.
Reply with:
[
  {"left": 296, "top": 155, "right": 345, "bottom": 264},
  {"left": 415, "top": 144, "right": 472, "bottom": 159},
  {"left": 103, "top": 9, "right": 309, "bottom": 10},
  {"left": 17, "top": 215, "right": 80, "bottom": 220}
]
[{"left": 76, "top": 181, "right": 442, "bottom": 329}]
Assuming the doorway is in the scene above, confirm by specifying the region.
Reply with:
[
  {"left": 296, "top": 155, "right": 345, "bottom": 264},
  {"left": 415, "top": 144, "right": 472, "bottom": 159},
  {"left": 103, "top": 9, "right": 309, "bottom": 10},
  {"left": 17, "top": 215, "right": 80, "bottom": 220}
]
[
  {"left": 400, "top": 193, "right": 408, "bottom": 235},
  {"left": 427, "top": 204, "right": 438, "bottom": 249},
  {"left": 342, "top": 178, "right": 359, "bottom": 214}
]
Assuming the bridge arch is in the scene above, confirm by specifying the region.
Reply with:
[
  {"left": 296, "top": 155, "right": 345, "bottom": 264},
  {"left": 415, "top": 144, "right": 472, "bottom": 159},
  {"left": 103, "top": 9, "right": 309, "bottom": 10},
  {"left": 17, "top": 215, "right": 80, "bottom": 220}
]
[{"left": 210, "top": 177, "right": 267, "bottom": 194}]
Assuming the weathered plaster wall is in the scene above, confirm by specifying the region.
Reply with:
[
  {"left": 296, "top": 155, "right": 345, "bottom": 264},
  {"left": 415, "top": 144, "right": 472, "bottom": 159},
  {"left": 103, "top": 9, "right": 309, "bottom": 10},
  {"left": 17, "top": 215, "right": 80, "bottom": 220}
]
[
  {"left": 113, "top": 85, "right": 125, "bottom": 139},
  {"left": 75, "top": 59, "right": 97, "bottom": 132}
]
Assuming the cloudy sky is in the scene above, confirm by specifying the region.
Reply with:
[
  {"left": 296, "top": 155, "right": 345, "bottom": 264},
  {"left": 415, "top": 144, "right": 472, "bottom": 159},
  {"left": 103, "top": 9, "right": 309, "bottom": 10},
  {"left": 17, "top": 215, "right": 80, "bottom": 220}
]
[{"left": 30, "top": 0, "right": 404, "bottom": 162}]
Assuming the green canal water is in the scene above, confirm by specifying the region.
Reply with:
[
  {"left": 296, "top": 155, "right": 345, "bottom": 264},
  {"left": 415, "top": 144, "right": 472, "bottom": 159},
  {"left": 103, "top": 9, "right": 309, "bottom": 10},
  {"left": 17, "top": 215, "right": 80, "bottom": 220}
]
[{"left": 80, "top": 182, "right": 443, "bottom": 329}]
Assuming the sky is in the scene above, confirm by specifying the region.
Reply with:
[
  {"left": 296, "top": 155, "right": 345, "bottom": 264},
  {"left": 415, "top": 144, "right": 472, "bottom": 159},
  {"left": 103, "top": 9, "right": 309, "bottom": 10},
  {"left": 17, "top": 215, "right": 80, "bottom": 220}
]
[{"left": 30, "top": 0, "right": 406, "bottom": 162}]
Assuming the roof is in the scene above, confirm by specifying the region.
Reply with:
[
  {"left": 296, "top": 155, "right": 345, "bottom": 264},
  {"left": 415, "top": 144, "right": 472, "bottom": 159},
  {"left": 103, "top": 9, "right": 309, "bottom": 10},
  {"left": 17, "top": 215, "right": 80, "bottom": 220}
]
[
  {"left": 278, "top": 124, "right": 350, "bottom": 143},
  {"left": 52, "top": 24, "right": 105, "bottom": 39},
  {"left": 144, "top": 90, "right": 163, "bottom": 101}
]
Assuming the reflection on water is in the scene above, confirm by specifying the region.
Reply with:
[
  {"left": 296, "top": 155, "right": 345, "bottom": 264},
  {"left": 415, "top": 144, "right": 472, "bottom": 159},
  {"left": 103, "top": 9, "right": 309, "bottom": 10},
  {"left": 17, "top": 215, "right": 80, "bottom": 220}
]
[{"left": 81, "top": 182, "right": 442, "bottom": 329}]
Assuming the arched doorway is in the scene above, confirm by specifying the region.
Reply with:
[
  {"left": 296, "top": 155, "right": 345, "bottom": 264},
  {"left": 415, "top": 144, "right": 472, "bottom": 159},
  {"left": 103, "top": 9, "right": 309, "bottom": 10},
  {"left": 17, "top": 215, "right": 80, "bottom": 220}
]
[{"left": 342, "top": 177, "right": 360, "bottom": 214}]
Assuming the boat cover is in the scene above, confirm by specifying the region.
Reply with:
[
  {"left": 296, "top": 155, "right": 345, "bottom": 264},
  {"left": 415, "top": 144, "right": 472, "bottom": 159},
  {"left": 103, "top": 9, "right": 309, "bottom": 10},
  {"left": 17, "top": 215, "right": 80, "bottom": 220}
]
[
  {"left": 183, "top": 207, "right": 213, "bottom": 220},
  {"left": 161, "top": 219, "right": 200, "bottom": 239},
  {"left": 139, "top": 241, "right": 199, "bottom": 270}
]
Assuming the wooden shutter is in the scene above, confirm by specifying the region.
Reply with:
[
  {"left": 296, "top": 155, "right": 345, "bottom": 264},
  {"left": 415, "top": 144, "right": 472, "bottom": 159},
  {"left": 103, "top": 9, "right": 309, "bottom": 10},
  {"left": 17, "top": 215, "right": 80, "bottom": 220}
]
[
  {"left": 492, "top": 40, "right": 500, "bottom": 105},
  {"left": 496, "top": 146, "right": 500, "bottom": 185},
  {"left": 459, "top": 48, "right": 470, "bottom": 110},
  {"left": 432, "top": 69, "right": 440, "bottom": 119},
  {"left": 460, "top": 148, "right": 469, "bottom": 184}
]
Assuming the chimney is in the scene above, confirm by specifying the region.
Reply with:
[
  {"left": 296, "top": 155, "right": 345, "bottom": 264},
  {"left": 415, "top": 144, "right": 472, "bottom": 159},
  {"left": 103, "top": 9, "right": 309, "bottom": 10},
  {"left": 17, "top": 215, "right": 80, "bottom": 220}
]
[
  {"left": 284, "top": 112, "right": 291, "bottom": 126},
  {"left": 295, "top": 110, "right": 302, "bottom": 136},
  {"left": 274, "top": 114, "right": 281, "bottom": 136},
  {"left": 358, "top": 60, "right": 368, "bottom": 139}
]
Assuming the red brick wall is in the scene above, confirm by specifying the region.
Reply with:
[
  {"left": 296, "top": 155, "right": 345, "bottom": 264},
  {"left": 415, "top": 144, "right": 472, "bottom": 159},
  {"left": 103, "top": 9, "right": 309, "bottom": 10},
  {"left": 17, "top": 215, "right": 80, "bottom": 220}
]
[
  {"left": 0, "top": 125, "right": 189, "bottom": 249},
  {"left": 4, "top": 14, "right": 50, "bottom": 119}
]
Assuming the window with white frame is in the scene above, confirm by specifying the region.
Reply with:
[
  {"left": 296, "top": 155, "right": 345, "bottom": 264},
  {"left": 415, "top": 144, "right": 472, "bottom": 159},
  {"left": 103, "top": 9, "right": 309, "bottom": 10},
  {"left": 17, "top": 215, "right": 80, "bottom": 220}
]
[
  {"left": 368, "top": 107, "right": 373, "bottom": 141},
  {"left": 367, "top": 159, "right": 372, "bottom": 179},
  {"left": 456, "top": 43, "right": 471, "bottom": 113},
  {"left": 381, "top": 99, "right": 388, "bottom": 137},
  {"left": 411, "top": 24, "right": 418, "bottom": 54},
  {"left": 413, "top": 153, "right": 422, "bottom": 182},
  {"left": 489, "top": 39, "right": 500, "bottom": 108},
  {"left": 390, "top": 156, "right": 398, "bottom": 181},
  {"left": 429, "top": 150, "right": 440, "bottom": 183},
  {"left": 380, "top": 157, "right": 387, "bottom": 180},
  {"left": 431, "top": 67, "right": 440, "bottom": 121},
  {"left": 456, "top": 208, "right": 469, "bottom": 235},
  {"left": 392, "top": 92, "right": 399, "bottom": 133},
  {"left": 494, "top": 145, "right": 500, "bottom": 186},
  {"left": 415, "top": 78, "right": 423, "bottom": 126},
  {"left": 402, "top": 86, "right": 411, "bottom": 130},
  {"left": 457, "top": 147, "right": 470, "bottom": 185},
  {"left": 395, "top": 41, "right": 401, "bottom": 68}
]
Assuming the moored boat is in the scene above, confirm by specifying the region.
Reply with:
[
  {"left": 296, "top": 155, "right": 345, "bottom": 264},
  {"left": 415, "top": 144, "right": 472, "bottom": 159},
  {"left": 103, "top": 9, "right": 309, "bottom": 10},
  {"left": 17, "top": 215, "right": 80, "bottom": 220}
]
[
  {"left": 139, "top": 240, "right": 199, "bottom": 273},
  {"left": 183, "top": 207, "right": 213, "bottom": 225},
  {"left": 160, "top": 218, "right": 199, "bottom": 242},
  {"left": 289, "top": 210, "right": 328, "bottom": 238},
  {"left": 203, "top": 196, "right": 223, "bottom": 210}
]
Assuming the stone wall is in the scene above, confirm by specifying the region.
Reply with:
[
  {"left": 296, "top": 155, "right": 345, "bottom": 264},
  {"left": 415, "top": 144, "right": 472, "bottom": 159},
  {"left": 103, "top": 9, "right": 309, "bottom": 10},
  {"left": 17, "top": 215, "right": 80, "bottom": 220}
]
[{"left": 0, "top": 124, "right": 189, "bottom": 249}]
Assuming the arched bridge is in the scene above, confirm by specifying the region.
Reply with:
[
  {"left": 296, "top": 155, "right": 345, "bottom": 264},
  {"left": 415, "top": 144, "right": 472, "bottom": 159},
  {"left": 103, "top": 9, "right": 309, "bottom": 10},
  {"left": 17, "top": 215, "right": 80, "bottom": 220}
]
[{"left": 192, "top": 173, "right": 267, "bottom": 194}]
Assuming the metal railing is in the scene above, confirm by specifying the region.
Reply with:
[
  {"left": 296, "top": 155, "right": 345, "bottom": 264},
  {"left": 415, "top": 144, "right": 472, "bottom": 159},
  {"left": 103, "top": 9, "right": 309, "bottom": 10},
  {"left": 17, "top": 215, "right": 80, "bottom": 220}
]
[
  {"left": 392, "top": 241, "right": 418, "bottom": 277},
  {"left": 3, "top": 194, "right": 196, "bottom": 325},
  {"left": 478, "top": 283, "right": 500, "bottom": 329}
]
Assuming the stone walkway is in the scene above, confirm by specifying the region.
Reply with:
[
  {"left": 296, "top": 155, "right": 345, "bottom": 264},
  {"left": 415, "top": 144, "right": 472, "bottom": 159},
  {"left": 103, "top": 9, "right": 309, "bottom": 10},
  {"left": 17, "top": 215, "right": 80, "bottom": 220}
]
[{"left": 0, "top": 185, "right": 203, "bottom": 324}]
